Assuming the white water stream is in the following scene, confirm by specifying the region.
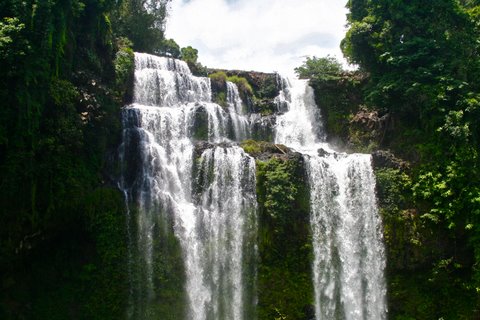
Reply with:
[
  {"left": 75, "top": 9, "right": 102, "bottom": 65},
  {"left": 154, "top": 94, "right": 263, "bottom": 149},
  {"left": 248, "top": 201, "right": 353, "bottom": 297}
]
[
  {"left": 274, "top": 77, "right": 387, "bottom": 320},
  {"left": 120, "top": 52, "right": 387, "bottom": 320},
  {"left": 120, "top": 53, "right": 256, "bottom": 320}
]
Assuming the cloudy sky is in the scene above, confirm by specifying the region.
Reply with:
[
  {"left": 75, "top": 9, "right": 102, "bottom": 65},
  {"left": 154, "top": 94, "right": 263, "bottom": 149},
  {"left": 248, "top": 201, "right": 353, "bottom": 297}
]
[{"left": 166, "top": 0, "right": 349, "bottom": 74}]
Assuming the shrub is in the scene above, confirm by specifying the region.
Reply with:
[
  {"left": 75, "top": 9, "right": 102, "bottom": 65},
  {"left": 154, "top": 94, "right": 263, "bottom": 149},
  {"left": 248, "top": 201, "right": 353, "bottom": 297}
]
[
  {"left": 208, "top": 71, "right": 227, "bottom": 83},
  {"left": 227, "top": 75, "right": 253, "bottom": 95}
]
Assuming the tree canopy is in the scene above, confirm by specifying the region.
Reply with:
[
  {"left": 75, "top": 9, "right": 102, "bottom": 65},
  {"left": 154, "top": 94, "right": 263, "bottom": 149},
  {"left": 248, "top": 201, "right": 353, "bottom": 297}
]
[
  {"left": 294, "top": 56, "right": 343, "bottom": 81},
  {"left": 341, "top": 0, "right": 480, "bottom": 317},
  {"left": 0, "top": 0, "right": 174, "bottom": 317}
]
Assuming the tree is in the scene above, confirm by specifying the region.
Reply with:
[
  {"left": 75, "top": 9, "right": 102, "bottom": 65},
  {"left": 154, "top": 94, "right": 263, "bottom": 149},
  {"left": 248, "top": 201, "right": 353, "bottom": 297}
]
[
  {"left": 180, "top": 46, "right": 198, "bottom": 64},
  {"left": 112, "top": 0, "right": 171, "bottom": 54},
  {"left": 0, "top": 0, "right": 133, "bottom": 317},
  {"left": 294, "top": 56, "right": 343, "bottom": 81},
  {"left": 342, "top": 0, "right": 478, "bottom": 115},
  {"left": 159, "top": 38, "right": 180, "bottom": 58},
  {"left": 342, "top": 1, "right": 480, "bottom": 317},
  {"left": 180, "top": 45, "right": 206, "bottom": 76}
]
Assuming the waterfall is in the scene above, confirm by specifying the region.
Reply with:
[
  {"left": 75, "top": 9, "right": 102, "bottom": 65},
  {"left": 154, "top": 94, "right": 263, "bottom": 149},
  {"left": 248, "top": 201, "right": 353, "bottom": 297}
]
[
  {"left": 274, "top": 77, "right": 324, "bottom": 148},
  {"left": 274, "top": 77, "right": 387, "bottom": 320},
  {"left": 120, "top": 53, "right": 257, "bottom": 320},
  {"left": 193, "top": 146, "right": 257, "bottom": 320},
  {"left": 119, "top": 51, "right": 386, "bottom": 320},
  {"left": 226, "top": 81, "right": 250, "bottom": 141}
]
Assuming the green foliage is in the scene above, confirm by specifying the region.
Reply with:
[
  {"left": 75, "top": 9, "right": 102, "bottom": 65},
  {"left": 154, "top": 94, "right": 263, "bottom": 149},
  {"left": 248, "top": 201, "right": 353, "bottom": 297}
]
[
  {"left": 215, "top": 91, "right": 227, "bottom": 107},
  {"left": 227, "top": 75, "right": 253, "bottom": 96},
  {"left": 255, "top": 75, "right": 278, "bottom": 100},
  {"left": 0, "top": 0, "right": 132, "bottom": 317},
  {"left": 258, "top": 159, "right": 298, "bottom": 217},
  {"left": 111, "top": 0, "right": 170, "bottom": 54},
  {"left": 208, "top": 71, "right": 255, "bottom": 106},
  {"left": 241, "top": 140, "right": 263, "bottom": 155},
  {"left": 192, "top": 107, "right": 209, "bottom": 140},
  {"left": 375, "top": 168, "right": 425, "bottom": 268},
  {"left": 208, "top": 71, "right": 255, "bottom": 103},
  {"left": 209, "top": 72, "right": 254, "bottom": 101},
  {"left": 253, "top": 98, "right": 276, "bottom": 116},
  {"left": 389, "top": 270, "right": 476, "bottom": 320},
  {"left": 0, "top": 188, "right": 127, "bottom": 320},
  {"left": 342, "top": 0, "right": 479, "bottom": 117},
  {"left": 159, "top": 38, "right": 180, "bottom": 58},
  {"left": 295, "top": 56, "right": 343, "bottom": 81},
  {"left": 114, "top": 37, "right": 135, "bottom": 97},
  {"left": 82, "top": 188, "right": 128, "bottom": 319},
  {"left": 180, "top": 45, "right": 206, "bottom": 76},
  {"left": 240, "top": 140, "right": 286, "bottom": 157},
  {"left": 0, "top": 17, "right": 28, "bottom": 70},
  {"left": 208, "top": 70, "right": 228, "bottom": 83},
  {"left": 208, "top": 72, "right": 228, "bottom": 106},
  {"left": 412, "top": 149, "right": 480, "bottom": 231},
  {"left": 256, "top": 156, "right": 313, "bottom": 319},
  {"left": 376, "top": 168, "right": 412, "bottom": 215},
  {"left": 180, "top": 45, "right": 198, "bottom": 64},
  {"left": 252, "top": 75, "right": 278, "bottom": 116},
  {"left": 125, "top": 206, "right": 186, "bottom": 319},
  {"left": 376, "top": 166, "right": 479, "bottom": 318},
  {"left": 343, "top": 1, "right": 480, "bottom": 316},
  {"left": 312, "top": 72, "right": 365, "bottom": 146}
]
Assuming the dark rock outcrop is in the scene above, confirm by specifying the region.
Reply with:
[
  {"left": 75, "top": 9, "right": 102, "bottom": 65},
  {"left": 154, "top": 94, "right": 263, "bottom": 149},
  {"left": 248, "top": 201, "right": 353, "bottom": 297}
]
[
  {"left": 347, "top": 108, "right": 390, "bottom": 151},
  {"left": 371, "top": 150, "right": 409, "bottom": 170},
  {"left": 240, "top": 140, "right": 299, "bottom": 161},
  {"left": 250, "top": 114, "right": 276, "bottom": 142},
  {"left": 192, "top": 104, "right": 209, "bottom": 141},
  {"left": 193, "top": 141, "right": 215, "bottom": 158}
]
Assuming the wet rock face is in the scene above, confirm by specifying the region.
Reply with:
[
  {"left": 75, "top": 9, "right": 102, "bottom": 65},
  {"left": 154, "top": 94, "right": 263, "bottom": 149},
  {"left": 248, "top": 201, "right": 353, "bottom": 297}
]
[
  {"left": 317, "top": 148, "right": 330, "bottom": 158},
  {"left": 240, "top": 140, "right": 297, "bottom": 161},
  {"left": 120, "top": 108, "right": 143, "bottom": 196},
  {"left": 193, "top": 141, "right": 215, "bottom": 159},
  {"left": 193, "top": 140, "right": 240, "bottom": 157},
  {"left": 371, "top": 150, "right": 409, "bottom": 170},
  {"left": 207, "top": 68, "right": 280, "bottom": 113},
  {"left": 250, "top": 114, "right": 276, "bottom": 142},
  {"left": 347, "top": 108, "right": 391, "bottom": 150},
  {"left": 192, "top": 104, "right": 209, "bottom": 141},
  {"left": 208, "top": 69, "right": 278, "bottom": 97},
  {"left": 350, "top": 109, "right": 386, "bottom": 131}
]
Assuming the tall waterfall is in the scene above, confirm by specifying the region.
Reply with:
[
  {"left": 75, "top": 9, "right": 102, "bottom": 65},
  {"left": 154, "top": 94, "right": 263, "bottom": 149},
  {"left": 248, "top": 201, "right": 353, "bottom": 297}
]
[
  {"left": 120, "top": 53, "right": 257, "bottom": 320},
  {"left": 274, "top": 77, "right": 387, "bottom": 319},
  {"left": 120, "top": 52, "right": 387, "bottom": 320}
]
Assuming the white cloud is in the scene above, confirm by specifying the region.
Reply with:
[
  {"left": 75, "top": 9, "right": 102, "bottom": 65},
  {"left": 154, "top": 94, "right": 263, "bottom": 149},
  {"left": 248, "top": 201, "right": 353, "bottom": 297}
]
[{"left": 166, "top": 0, "right": 349, "bottom": 74}]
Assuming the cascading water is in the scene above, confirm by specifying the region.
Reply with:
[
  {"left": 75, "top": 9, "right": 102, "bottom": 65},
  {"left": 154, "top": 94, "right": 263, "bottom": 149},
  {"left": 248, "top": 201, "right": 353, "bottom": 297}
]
[
  {"left": 226, "top": 81, "right": 250, "bottom": 141},
  {"left": 194, "top": 146, "right": 257, "bottom": 320},
  {"left": 274, "top": 77, "right": 387, "bottom": 319},
  {"left": 120, "top": 51, "right": 386, "bottom": 320},
  {"left": 120, "top": 53, "right": 257, "bottom": 320}
]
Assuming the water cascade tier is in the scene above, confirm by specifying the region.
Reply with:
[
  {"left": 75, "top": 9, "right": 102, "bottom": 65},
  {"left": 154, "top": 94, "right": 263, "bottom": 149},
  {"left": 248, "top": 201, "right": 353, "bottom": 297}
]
[
  {"left": 274, "top": 77, "right": 387, "bottom": 320},
  {"left": 120, "top": 53, "right": 257, "bottom": 320},
  {"left": 120, "top": 52, "right": 387, "bottom": 320}
]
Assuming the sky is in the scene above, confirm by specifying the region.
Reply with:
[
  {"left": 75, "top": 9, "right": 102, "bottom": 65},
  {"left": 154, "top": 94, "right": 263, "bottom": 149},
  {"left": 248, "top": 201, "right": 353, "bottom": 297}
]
[{"left": 166, "top": 0, "right": 349, "bottom": 75}]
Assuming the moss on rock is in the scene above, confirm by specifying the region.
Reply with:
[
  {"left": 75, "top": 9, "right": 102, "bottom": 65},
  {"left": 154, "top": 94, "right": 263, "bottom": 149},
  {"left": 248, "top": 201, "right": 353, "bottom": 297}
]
[{"left": 255, "top": 154, "right": 314, "bottom": 320}]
